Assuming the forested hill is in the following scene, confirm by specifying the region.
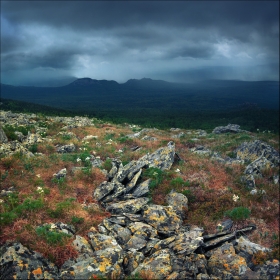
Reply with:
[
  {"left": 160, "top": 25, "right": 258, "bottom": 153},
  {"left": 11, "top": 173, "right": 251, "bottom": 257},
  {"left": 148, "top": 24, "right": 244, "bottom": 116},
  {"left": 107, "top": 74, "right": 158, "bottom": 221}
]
[{"left": 1, "top": 78, "right": 279, "bottom": 132}]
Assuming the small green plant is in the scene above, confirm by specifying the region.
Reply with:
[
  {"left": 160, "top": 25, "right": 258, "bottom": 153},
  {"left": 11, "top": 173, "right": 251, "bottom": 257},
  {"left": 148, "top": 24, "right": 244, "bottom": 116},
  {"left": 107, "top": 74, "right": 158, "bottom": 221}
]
[
  {"left": 224, "top": 206, "right": 251, "bottom": 221},
  {"left": 143, "top": 167, "right": 164, "bottom": 191},
  {"left": 170, "top": 177, "right": 190, "bottom": 190},
  {"left": 14, "top": 198, "right": 44, "bottom": 215},
  {"left": 48, "top": 198, "right": 75, "bottom": 218},
  {"left": 104, "top": 133, "right": 115, "bottom": 140},
  {"left": 1, "top": 170, "right": 9, "bottom": 181},
  {"left": 102, "top": 158, "right": 112, "bottom": 172},
  {"left": 181, "top": 190, "right": 196, "bottom": 203},
  {"left": 0, "top": 211, "right": 18, "bottom": 226},
  {"left": 23, "top": 162, "right": 34, "bottom": 172},
  {"left": 28, "top": 144, "right": 38, "bottom": 153},
  {"left": 36, "top": 225, "right": 71, "bottom": 245},
  {"left": 71, "top": 216, "right": 84, "bottom": 224}
]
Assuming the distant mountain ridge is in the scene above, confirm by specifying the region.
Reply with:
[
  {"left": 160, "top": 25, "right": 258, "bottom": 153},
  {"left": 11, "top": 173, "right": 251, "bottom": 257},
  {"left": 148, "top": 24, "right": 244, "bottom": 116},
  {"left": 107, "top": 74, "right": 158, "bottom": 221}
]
[{"left": 1, "top": 78, "right": 279, "bottom": 116}]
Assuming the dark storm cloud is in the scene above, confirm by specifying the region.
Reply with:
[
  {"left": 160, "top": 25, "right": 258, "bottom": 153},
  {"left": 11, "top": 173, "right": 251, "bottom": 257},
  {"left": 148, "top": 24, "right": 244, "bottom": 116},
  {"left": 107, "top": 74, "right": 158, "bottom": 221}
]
[{"left": 1, "top": 1, "right": 279, "bottom": 85}]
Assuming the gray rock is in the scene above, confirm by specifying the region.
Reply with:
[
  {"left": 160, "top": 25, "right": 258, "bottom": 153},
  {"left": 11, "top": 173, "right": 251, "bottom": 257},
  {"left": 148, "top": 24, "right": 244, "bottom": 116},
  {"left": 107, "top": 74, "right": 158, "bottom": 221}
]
[
  {"left": 235, "top": 140, "right": 279, "bottom": 166},
  {"left": 123, "top": 251, "right": 145, "bottom": 275},
  {"left": 168, "top": 228, "right": 204, "bottom": 255},
  {"left": 234, "top": 236, "right": 271, "bottom": 269},
  {"left": 245, "top": 156, "right": 275, "bottom": 177},
  {"left": 141, "top": 135, "right": 157, "bottom": 141},
  {"left": 212, "top": 123, "right": 242, "bottom": 134},
  {"left": 131, "top": 249, "right": 173, "bottom": 279},
  {"left": 53, "top": 168, "right": 67, "bottom": 179},
  {"left": 208, "top": 242, "right": 248, "bottom": 278},
  {"left": 143, "top": 204, "right": 182, "bottom": 235},
  {"left": 241, "top": 174, "right": 256, "bottom": 189},
  {"left": 72, "top": 235, "right": 94, "bottom": 256},
  {"left": 257, "top": 260, "right": 280, "bottom": 280},
  {"left": 106, "top": 197, "right": 149, "bottom": 215},
  {"left": 0, "top": 127, "right": 8, "bottom": 143},
  {"left": 0, "top": 242, "right": 59, "bottom": 279},
  {"left": 132, "top": 179, "right": 151, "bottom": 197},
  {"left": 166, "top": 191, "right": 188, "bottom": 218},
  {"left": 56, "top": 144, "right": 76, "bottom": 153}
]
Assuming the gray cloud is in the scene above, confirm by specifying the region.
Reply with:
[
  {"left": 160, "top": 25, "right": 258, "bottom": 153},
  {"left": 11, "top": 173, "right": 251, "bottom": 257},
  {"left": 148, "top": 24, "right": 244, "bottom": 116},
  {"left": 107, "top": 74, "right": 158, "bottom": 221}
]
[{"left": 1, "top": 1, "right": 279, "bottom": 85}]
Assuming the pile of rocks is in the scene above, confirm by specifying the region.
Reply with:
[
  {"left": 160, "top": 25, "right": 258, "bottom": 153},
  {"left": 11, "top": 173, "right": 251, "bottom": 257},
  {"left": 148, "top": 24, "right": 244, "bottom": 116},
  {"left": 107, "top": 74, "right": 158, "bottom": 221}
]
[{"left": 1, "top": 142, "right": 279, "bottom": 279}]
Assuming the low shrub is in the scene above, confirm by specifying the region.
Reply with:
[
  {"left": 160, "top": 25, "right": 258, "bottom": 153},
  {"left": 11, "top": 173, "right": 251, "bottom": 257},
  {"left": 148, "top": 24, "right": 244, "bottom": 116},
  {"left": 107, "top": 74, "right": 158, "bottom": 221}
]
[
  {"left": 36, "top": 225, "right": 71, "bottom": 245},
  {"left": 224, "top": 206, "right": 251, "bottom": 221}
]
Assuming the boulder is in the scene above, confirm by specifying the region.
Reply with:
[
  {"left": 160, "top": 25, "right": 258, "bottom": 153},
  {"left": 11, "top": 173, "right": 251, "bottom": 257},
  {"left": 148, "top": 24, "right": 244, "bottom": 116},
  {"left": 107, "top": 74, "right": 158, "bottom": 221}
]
[
  {"left": 56, "top": 144, "right": 76, "bottom": 153},
  {"left": 212, "top": 123, "right": 242, "bottom": 134},
  {"left": 0, "top": 127, "right": 8, "bottom": 143},
  {"left": 0, "top": 242, "right": 59, "bottom": 279},
  {"left": 143, "top": 204, "right": 182, "bottom": 235},
  {"left": 235, "top": 140, "right": 279, "bottom": 166},
  {"left": 208, "top": 242, "right": 248, "bottom": 278},
  {"left": 166, "top": 191, "right": 188, "bottom": 217},
  {"left": 131, "top": 249, "right": 173, "bottom": 279},
  {"left": 106, "top": 197, "right": 149, "bottom": 215},
  {"left": 234, "top": 236, "right": 271, "bottom": 269},
  {"left": 53, "top": 168, "right": 67, "bottom": 179}
]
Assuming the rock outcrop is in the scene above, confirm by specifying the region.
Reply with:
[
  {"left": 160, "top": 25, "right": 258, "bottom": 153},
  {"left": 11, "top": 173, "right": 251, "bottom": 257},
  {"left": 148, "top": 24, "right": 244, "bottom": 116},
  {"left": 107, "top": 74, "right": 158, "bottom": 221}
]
[{"left": 212, "top": 123, "right": 244, "bottom": 134}]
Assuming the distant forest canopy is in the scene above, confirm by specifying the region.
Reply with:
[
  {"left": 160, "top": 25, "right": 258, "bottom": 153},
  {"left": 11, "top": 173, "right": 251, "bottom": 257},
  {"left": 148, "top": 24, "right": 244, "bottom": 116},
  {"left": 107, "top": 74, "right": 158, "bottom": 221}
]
[{"left": 1, "top": 79, "right": 279, "bottom": 133}]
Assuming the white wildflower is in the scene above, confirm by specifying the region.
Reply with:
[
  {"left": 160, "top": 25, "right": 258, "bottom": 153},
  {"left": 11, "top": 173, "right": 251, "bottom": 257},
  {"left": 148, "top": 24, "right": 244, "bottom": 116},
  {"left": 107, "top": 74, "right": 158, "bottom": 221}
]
[
  {"left": 85, "top": 157, "right": 91, "bottom": 161},
  {"left": 37, "top": 187, "right": 44, "bottom": 194},
  {"left": 118, "top": 149, "right": 123, "bottom": 153},
  {"left": 77, "top": 158, "right": 81, "bottom": 162},
  {"left": 153, "top": 172, "right": 158, "bottom": 176},
  {"left": 233, "top": 194, "right": 239, "bottom": 202},
  {"left": 175, "top": 169, "right": 180, "bottom": 173}
]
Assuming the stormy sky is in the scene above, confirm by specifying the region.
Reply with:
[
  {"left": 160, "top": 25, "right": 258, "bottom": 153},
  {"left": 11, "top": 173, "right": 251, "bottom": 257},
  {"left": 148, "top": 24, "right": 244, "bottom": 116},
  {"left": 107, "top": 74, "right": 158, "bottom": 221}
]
[{"left": 1, "top": 1, "right": 279, "bottom": 86}]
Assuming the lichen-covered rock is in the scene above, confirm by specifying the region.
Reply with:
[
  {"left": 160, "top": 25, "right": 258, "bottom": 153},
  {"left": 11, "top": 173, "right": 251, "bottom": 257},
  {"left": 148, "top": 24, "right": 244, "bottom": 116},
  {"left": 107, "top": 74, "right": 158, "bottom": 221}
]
[
  {"left": 168, "top": 228, "right": 204, "bottom": 255},
  {"left": 0, "top": 242, "right": 59, "bottom": 279},
  {"left": 0, "top": 140, "right": 34, "bottom": 157},
  {"left": 235, "top": 140, "right": 280, "bottom": 166},
  {"left": 53, "top": 168, "right": 67, "bottom": 179},
  {"left": 211, "top": 152, "right": 244, "bottom": 165},
  {"left": 123, "top": 251, "right": 145, "bottom": 275},
  {"left": 143, "top": 204, "right": 182, "bottom": 235},
  {"left": 208, "top": 242, "right": 248, "bottom": 278},
  {"left": 56, "top": 143, "right": 76, "bottom": 153},
  {"left": 88, "top": 232, "right": 122, "bottom": 252},
  {"left": 0, "top": 126, "right": 8, "bottom": 143},
  {"left": 190, "top": 145, "right": 211, "bottom": 156},
  {"left": 106, "top": 197, "right": 149, "bottom": 215},
  {"left": 166, "top": 191, "right": 188, "bottom": 218},
  {"left": 245, "top": 156, "right": 275, "bottom": 176},
  {"left": 72, "top": 235, "right": 94, "bottom": 256},
  {"left": 60, "top": 248, "right": 124, "bottom": 279},
  {"left": 94, "top": 181, "right": 115, "bottom": 201},
  {"left": 114, "top": 142, "right": 175, "bottom": 183},
  {"left": 131, "top": 249, "right": 173, "bottom": 279},
  {"left": 234, "top": 236, "right": 271, "bottom": 269},
  {"left": 256, "top": 259, "right": 280, "bottom": 280},
  {"left": 241, "top": 174, "right": 256, "bottom": 189},
  {"left": 212, "top": 124, "right": 243, "bottom": 134},
  {"left": 126, "top": 169, "right": 142, "bottom": 192},
  {"left": 128, "top": 221, "right": 158, "bottom": 239},
  {"left": 132, "top": 179, "right": 151, "bottom": 197}
]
